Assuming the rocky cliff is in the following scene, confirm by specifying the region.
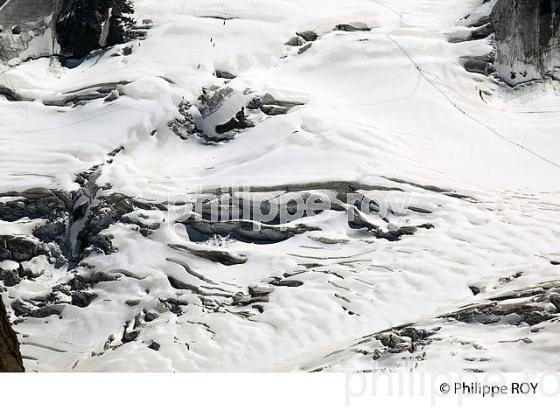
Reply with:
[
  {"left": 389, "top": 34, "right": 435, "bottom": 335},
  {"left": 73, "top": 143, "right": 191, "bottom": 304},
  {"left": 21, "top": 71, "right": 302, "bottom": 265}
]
[
  {"left": 0, "top": 296, "right": 24, "bottom": 372},
  {"left": 0, "top": 0, "right": 67, "bottom": 62},
  {"left": 0, "top": 0, "right": 134, "bottom": 63},
  {"left": 492, "top": 0, "right": 560, "bottom": 84},
  {"left": 56, "top": 0, "right": 135, "bottom": 58}
]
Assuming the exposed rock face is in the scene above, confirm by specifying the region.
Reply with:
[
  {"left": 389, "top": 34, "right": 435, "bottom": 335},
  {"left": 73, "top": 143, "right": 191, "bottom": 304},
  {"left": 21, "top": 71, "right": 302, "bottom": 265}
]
[
  {"left": 55, "top": 0, "right": 104, "bottom": 58},
  {"left": 56, "top": 0, "right": 135, "bottom": 58},
  {"left": 0, "top": 235, "right": 51, "bottom": 262},
  {"left": 0, "top": 0, "right": 62, "bottom": 27},
  {"left": 0, "top": 296, "right": 24, "bottom": 372},
  {"left": 492, "top": 0, "right": 560, "bottom": 84},
  {"left": 0, "top": 0, "right": 67, "bottom": 62},
  {"left": 0, "top": 0, "right": 136, "bottom": 62}
]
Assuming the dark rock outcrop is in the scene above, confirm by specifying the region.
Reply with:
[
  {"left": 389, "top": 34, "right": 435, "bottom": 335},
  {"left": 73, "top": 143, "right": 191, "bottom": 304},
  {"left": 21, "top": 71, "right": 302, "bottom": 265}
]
[
  {"left": 0, "top": 0, "right": 66, "bottom": 62},
  {"left": 0, "top": 235, "right": 51, "bottom": 263},
  {"left": 0, "top": 182, "right": 166, "bottom": 275},
  {"left": 334, "top": 22, "right": 371, "bottom": 32},
  {"left": 182, "top": 216, "right": 319, "bottom": 244},
  {"left": 56, "top": 0, "right": 136, "bottom": 59},
  {"left": 0, "top": 188, "right": 71, "bottom": 223},
  {"left": 491, "top": 0, "right": 560, "bottom": 84},
  {"left": 0, "top": 297, "right": 24, "bottom": 372},
  {"left": 168, "top": 243, "right": 247, "bottom": 266}
]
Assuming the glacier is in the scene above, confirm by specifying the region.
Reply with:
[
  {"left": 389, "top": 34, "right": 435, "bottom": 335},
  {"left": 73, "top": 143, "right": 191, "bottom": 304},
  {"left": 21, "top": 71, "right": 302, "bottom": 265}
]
[{"left": 1, "top": 0, "right": 560, "bottom": 372}]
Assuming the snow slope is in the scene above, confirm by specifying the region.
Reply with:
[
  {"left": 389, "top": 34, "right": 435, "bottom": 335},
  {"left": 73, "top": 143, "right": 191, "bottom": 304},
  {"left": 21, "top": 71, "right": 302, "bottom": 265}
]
[{"left": 1, "top": 0, "right": 560, "bottom": 372}]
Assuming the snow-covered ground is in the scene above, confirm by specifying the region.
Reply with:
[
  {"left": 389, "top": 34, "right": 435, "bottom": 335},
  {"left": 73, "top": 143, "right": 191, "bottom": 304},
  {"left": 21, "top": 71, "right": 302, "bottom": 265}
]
[{"left": 1, "top": 0, "right": 560, "bottom": 372}]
